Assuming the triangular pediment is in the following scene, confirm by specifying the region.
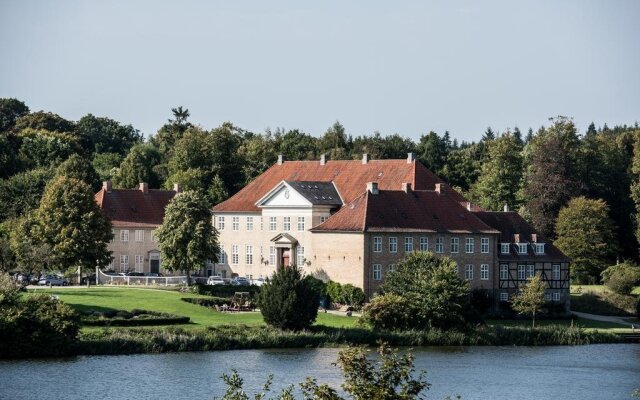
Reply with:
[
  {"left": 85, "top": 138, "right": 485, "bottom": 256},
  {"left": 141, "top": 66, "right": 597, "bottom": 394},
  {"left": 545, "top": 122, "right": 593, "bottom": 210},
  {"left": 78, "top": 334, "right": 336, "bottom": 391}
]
[
  {"left": 270, "top": 233, "right": 299, "bottom": 245},
  {"left": 256, "top": 181, "right": 312, "bottom": 208}
]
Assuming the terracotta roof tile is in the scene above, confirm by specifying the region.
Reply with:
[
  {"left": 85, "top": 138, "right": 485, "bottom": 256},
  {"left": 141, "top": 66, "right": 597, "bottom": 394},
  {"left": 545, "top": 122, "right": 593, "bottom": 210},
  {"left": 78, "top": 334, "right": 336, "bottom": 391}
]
[{"left": 95, "top": 188, "right": 176, "bottom": 228}]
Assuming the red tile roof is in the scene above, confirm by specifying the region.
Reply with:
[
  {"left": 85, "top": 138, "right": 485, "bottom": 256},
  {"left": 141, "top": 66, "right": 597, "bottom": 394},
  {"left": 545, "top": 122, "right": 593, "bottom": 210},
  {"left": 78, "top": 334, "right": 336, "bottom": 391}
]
[
  {"left": 312, "top": 189, "right": 499, "bottom": 233},
  {"left": 213, "top": 159, "right": 466, "bottom": 212},
  {"left": 95, "top": 188, "right": 176, "bottom": 228}
]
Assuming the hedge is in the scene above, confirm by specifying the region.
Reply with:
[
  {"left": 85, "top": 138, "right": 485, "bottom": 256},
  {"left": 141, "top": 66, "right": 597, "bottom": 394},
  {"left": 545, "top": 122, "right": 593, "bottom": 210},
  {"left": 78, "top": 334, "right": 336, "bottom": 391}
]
[
  {"left": 81, "top": 309, "right": 190, "bottom": 327},
  {"left": 194, "top": 284, "right": 261, "bottom": 298}
]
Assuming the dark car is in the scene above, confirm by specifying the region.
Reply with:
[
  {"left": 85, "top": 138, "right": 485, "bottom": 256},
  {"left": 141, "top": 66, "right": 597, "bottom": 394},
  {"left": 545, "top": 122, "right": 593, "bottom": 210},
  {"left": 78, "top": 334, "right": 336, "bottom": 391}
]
[
  {"left": 126, "top": 272, "right": 145, "bottom": 277},
  {"left": 231, "top": 277, "right": 250, "bottom": 286}
]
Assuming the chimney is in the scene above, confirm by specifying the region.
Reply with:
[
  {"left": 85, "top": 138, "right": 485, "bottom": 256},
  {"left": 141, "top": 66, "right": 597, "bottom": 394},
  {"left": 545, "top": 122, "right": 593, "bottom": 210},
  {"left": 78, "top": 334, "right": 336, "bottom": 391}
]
[
  {"left": 435, "top": 183, "right": 444, "bottom": 194},
  {"left": 402, "top": 182, "right": 411, "bottom": 193},
  {"left": 277, "top": 154, "right": 284, "bottom": 165},
  {"left": 362, "top": 154, "right": 369, "bottom": 164},
  {"left": 367, "top": 182, "right": 379, "bottom": 195},
  {"left": 407, "top": 152, "right": 415, "bottom": 163},
  {"left": 531, "top": 234, "right": 537, "bottom": 243},
  {"left": 320, "top": 154, "right": 326, "bottom": 165},
  {"left": 139, "top": 182, "right": 148, "bottom": 194},
  {"left": 173, "top": 183, "right": 181, "bottom": 193},
  {"left": 503, "top": 204, "right": 509, "bottom": 212},
  {"left": 466, "top": 202, "right": 472, "bottom": 211},
  {"left": 514, "top": 234, "right": 520, "bottom": 243},
  {"left": 102, "top": 181, "right": 112, "bottom": 193}
]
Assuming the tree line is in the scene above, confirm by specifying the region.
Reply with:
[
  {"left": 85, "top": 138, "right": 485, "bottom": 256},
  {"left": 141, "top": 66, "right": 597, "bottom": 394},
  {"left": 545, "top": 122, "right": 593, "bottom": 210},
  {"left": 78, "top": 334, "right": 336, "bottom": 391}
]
[{"left": 1, "top": 97, "right": 639, "bottom": 283}]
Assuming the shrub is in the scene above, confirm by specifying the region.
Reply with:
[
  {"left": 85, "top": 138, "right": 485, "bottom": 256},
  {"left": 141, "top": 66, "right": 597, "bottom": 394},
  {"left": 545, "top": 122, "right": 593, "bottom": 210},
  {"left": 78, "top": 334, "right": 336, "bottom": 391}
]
[
  {"left": 257, "top": 266, "right": 320, "bottom": 331},
  {"left": 360, "top": 294, "right": 419, "bottom": 331},
  {"left": 571, "top": 290, "right": 637, "bottom": 316},
  {"left": 194, "top": 284, "right": 260, "bottom": 298},
  {"left": 81, "top": 309, "right": 190, "bottom": 327},
  {"left": 325, "top": 281, "right": 342, "bottom": 305},
  {"left": 602, "top": 263, "right": 640, "bottom": 295},
  {"left": 341, "top": 284, "right": 365, "bottom": 309},
  {"left": 181, "top": 297, "right": 231, "bottom": 308}
]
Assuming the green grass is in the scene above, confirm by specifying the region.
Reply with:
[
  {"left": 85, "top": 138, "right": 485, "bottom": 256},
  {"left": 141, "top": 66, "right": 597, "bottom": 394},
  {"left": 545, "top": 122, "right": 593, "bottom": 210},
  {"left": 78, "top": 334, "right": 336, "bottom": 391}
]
[
  {"left": 28, "top": 286, "right": 358, "bottom": 330},
  {"left": 488, "top": 318, "right": 633, "bottom": 333}
]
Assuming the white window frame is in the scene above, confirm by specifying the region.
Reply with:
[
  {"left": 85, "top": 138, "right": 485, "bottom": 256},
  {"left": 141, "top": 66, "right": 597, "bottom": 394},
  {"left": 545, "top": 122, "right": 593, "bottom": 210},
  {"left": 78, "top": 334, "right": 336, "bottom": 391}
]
[
  {"left": 269, "top": 246, "right": 276, "bottom": 266},
  {"left": 297, "top": 246, "right": 304, "bottom": 266},
  {"left": 500, "top": 292, "right": 509, "bottom": 302},
  {"left": 404, "top": 237, "right": 413, "bottom": 252},
  {"left": 534, "top": 243, "right": 545, "bottom": 254},
  {"left": 419, "top": 236, "right": 428, "bottom": 252},
  {"left": 388, "top": 264, "right": 395, "bottom": 273},
  {"left": 217, "top": 216, "right": 225, "bottom": 231},
  {"left": 246, "top": 217, "right": 253, "bottom": 231},
  {"left": 245, "top": 245, "right": 253, "bottom": 265},
  {"left": 320, "top": 216, "right": 328, "bottom": 224},
  {"left": 553, "top": 292, "right": 560, "bottom": 301},
  {"left": 465, "top": 237, "right": 474, "bottom": 254},
  {"left": 119, "top": 255, "right": 129, "bottom": 272},
  {"left": 283, "top": 216, "right": 291, "bottom": 231},
  {"left": 232, "top": 245, "right": 239, "bottom": 265},
  {"left": 500, "top": 243, "right": 510, "bottom": 254},
  {"left": 373, "top": 237, "right": 382, "bottom": 253},
  {"left": 527, "top": 264, "right": 535, "bottom": 278},
  {"left": 372, "top": 264, "right": 382, "bottom": 281},
  {"left": 500, "top": 264, "right": 509, "bottom": 280},
  {"left": 450, "top": 237, "right": 459, "bottom": 253},
  {"left": 552, "top": 264, "right": 561, "bottom": 280},
  {"left": 465, "top": 264, "right": 473, "bottom": 280},
  {"left": 269, "top": 217, "right": 277, "bottom": 231},
  {"left": 232, "top": 216, "right": 240, "bottom": 231},
  {"left": 120, "top": 230, "right": 129, "bottom": 242},
  {"left": 481, "top": 238, "right": 489, "bottom": 253},
  {"left": 435, "top": 237, "right": 444, "bottom": 253},
  {"left": 219, "top": 245, "right": 226, "bottom": 264},
  {"left": 545, "top": 293, "right": 552, "bottom": 301},
  {"left": 517, "top": 243, "right": 527, "bottom": 255},
  {"left": 480, "top": 264, "right": 489, "bottom": 280},
  {"left": 518, "top": 264, "right": 526, "bottom": 280},
  {"left": 297, "top": 216, "right": 305, "bottom": 231},
  {"left": 135, "top": 255, "right": 144, "bottom": 272},
  {"left": 135, "top": 230, "right": 144, "bottom": 242},
  {"left": 389, "top": 237, "right": 398, "bottom": 253}
]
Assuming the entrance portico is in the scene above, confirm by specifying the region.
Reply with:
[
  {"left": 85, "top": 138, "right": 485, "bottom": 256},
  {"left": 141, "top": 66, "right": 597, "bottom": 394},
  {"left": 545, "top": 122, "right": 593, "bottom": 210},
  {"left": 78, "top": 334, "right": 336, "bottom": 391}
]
[{"left": 271, "top": 233, "right": 298, "bottom": 267}]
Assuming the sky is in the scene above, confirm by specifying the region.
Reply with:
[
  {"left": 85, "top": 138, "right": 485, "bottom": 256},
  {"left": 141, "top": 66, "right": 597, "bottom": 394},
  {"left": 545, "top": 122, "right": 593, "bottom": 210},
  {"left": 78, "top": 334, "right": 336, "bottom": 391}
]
[{"left": 1, "top": 0, "right": 639, "bottom": 142}]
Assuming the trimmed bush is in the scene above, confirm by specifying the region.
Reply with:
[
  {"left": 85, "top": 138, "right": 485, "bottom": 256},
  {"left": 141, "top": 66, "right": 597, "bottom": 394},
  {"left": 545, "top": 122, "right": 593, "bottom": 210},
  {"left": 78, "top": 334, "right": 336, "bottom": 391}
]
[
  {"left": 181, "top": 297, "right": 231, "bottom": 308},
  {"left": 324, "top": 281, "right": 365, "bottom": 309},
  {"left": 81, "top": 309, "right": 190, "bottom": 326},
  {"left": 360, "top": 294, "right": 419, "bottom": 330},
  {"left": 194, "top": 284, "right": 260, "bottom": 298},
  {"left": 257, "top": 266, "right": 320, "bottom": 331}
]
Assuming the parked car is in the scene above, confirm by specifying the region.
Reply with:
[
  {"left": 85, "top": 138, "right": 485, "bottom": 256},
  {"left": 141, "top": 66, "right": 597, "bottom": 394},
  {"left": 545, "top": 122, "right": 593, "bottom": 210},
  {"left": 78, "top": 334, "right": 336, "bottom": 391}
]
[
  {"left": 144, "top": 272, "right": 164, "bottom": 277},
  {"left": 38, "top": 275, "right": 68, "bottom": 286},
  {"left": 206, "top": 276, "right": 225, "bottom": 285},
  {"left": 250, "top": 277, "right": 266, "bottom": 286},
  {"left": 231, "top": 277, "right": 250, "bottom": 286},
  {"left": 126, "top": 272, "right": 145, "bottom": 277}
]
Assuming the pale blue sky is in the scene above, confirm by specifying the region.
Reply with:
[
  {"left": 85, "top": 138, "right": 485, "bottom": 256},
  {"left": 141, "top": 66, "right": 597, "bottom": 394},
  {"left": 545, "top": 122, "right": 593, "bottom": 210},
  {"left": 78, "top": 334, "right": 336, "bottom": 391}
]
[{"left": 1, "top": 0, "right": 639, "bottom": 141}]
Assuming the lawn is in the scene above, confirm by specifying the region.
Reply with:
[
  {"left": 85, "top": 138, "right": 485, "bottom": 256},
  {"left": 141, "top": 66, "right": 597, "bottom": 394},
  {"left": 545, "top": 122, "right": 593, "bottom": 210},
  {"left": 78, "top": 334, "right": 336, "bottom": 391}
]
[{"left": 30, "top": 286, "right": 359, "bottom": 330}]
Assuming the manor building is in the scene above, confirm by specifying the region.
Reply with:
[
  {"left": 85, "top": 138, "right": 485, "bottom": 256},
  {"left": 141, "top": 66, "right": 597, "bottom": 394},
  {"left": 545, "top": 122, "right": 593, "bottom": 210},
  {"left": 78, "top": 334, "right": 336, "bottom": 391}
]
[{"left": 211, "top": 154, "right": 570, "bottom": 310}]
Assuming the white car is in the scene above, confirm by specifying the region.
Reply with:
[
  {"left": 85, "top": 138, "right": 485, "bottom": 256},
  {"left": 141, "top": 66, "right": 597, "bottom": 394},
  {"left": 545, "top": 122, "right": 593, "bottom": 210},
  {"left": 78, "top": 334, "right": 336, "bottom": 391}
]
[
  {"left": 38, "top": 275, "right": 68, "bottom": 286},
  {"left": 206, "top": 276, "right": 225, "bottom": 285},
  {"left": 251, "top": 278, "right": 266, "bottom": 286}
]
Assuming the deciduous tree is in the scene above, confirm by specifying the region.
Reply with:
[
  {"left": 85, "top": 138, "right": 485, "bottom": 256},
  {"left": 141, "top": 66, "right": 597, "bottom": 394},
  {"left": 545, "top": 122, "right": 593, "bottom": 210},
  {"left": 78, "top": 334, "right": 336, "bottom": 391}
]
[{"left": 511, "top": 273, "right": 546, "bottom": 328}]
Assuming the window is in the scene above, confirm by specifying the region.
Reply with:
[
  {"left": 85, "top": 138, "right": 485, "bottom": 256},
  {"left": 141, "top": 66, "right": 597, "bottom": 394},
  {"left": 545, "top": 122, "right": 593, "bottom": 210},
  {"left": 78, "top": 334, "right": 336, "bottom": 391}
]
[
  {"left": 232, "top": 217, "right": 239, "bottom": 231},
  {"left": 419, "top": 237, "right": 428, "bottom": 252},
  {"left": 217, "top": 216, "right": 225, "bottom": 230},
  {"left": 232, "top": 245, "right": 239, "bottom": 265},
  {"left": 534, "top": 243, "right": 545, "bottom": 254},
  {"left": 404, "top": 237, "right": 413, "bottom": 252},
  {"left": 245, "top": 245, "right": 253, "bottom": 265},
  {"left": 297, "top": 216, "right": 305, "bottom": 231},
  {"left": 450, "top": 237, "right": 459, "bottom": 253},
  {"left": 119, "top": 255, "right": 129, "bottom": 272},
  {"left": 545, "top": 293, "right": 552, "bottom": 301},
  {"left": 373, "top": 264, "right": 382, "bottom": 280},
  {"left": 500, "top": 264, "right": 509, "bottom": 280},
  {"left": 435, "top": 237, "right": 444, "bottom": 253},
  {"left": 481, "top": 238, "right": 489, "bottom": 253},
  {"left": 388, "top": 264, "right": 395, "bottom": 273},
  {"left": 389, "top": 237, "right": 398, "bottom": 253},
  {"left": 283, "top": 217, "right": 291, "bottom": 231},
  {"left": 135, "top": 230, "right": 144, "bottom": 242},
  {"left": 465, "top": 264, "right": 473, "bottom": 280},
  {"left": 246, "top": 217, "right": 253, "bottom": 231},
  {"left": 518, "top": 265, "right": 526, "bottom": 280},
  {"left": 552, "top": 264, "right": 561, "bottom": 280},
  {"left": 269, "top": 217, "right": 277, "bottom": 231},
  {"left": 151, "top": 230, "right": 156, "bottom": 242},
  {"left": 553, "top": 292, "right": 560, "bottom": 301},
  {"left": 500, "top": 243, "right": 510, "bottom": 254},
  {"left": 219, "top": 245, "right": 226, "bottom": 264},
  {"left": 465, "top": 238, "right": 474, "bottom": 253},
  {"left": 373, "top": 237, "right": 382, "bottom": 253},
  {"left": 320, "top": 216, "right": 328, "bottom": 224},
  {"left": 517, "top": 243, "right": 527, "bottom": 254},
  {"left": 269, "top": 246, "right": 276, "bottom": 266},
  {"left": 135, "top": 255, "right": 144, "bottom": 272},
  {"left": 500, "top": 292, "right": 509, "bottom": 302},
  {"left": 120, "top": 230, "right": 129, "bottom": 242},
  {"left": 297, "top": 246, "right": 305, "bottom": 266},
  {"left": 527, "top": 264, "right": 535, "bottom": 278},
  {"left": 481, "top": 264, "right": 489, "bottom": 280}
]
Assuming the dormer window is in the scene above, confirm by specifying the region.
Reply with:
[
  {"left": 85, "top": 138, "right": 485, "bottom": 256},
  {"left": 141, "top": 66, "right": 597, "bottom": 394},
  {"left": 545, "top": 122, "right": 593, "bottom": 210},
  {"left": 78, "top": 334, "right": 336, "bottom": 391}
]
[
  {"left": 517, "top": 243, "right": 527, "bottom": 254},
  {"left": 534, "top": 243, "right": 545, "bottom": 254},
  {"left": 500, "top": 243, "right": 510, "bottom": 254}
]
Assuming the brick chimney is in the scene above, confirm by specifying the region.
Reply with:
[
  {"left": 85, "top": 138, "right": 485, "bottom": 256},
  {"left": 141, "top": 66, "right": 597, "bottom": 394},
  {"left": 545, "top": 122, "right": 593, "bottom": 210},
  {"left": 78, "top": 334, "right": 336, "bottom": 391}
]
[
  {"left": 173, "top": 183, "right": 181, "bottom": 193},
  {"left": 531, "top": 233, "right": 537, "bottom": 243},
  {"left": 362, "top": 154, "right": 369, "bottom": 164},
  {"left": 277, "top": 154, "right": 284, "bottom": 165},
  {"left": 102, "top": 181, "right": 112, "bottom": 193},
  {"left": 320, "top": 154, "right": 326, "bottom": 165},
  {"left": 407, "top": 152, "right": 415, "bottom": 163},
  {"left": 367, "top": 182, "right": 379, "bottom": 195},
  {"left": 514, "top": 234, "right": 520, "bottom": 243},
  {"left": 139, "top": 182, "right": 148, "bottom": 194},
  {"left": 435, "top": 183, "right": 444, "bottom": 194},
  {"left": 402, "top": 182, "right": 411, "bottom": 193}
]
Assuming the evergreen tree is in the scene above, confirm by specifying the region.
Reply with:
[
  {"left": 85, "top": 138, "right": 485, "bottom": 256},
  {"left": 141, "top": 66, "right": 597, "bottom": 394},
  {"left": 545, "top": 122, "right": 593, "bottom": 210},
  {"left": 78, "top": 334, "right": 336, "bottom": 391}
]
[{"left": 415, "top": 131, "right": 447, "bottom": 174}]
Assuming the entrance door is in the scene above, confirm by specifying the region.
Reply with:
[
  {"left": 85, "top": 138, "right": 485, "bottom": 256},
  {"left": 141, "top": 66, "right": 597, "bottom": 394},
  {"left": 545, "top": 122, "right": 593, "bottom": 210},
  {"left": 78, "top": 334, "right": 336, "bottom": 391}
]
[
  {"left": 150, "top": 260, "right": 159, "bottom": 274},
  {"left": 281, "top": 250, "right": 290, "bottom": 267}
]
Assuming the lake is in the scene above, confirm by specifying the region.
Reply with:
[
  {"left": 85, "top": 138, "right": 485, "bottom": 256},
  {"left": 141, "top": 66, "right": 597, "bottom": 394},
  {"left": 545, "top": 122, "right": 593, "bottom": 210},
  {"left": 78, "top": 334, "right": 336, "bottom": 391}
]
[{"left": 0, "top": 344, "right": 638, "bottom": 399}]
